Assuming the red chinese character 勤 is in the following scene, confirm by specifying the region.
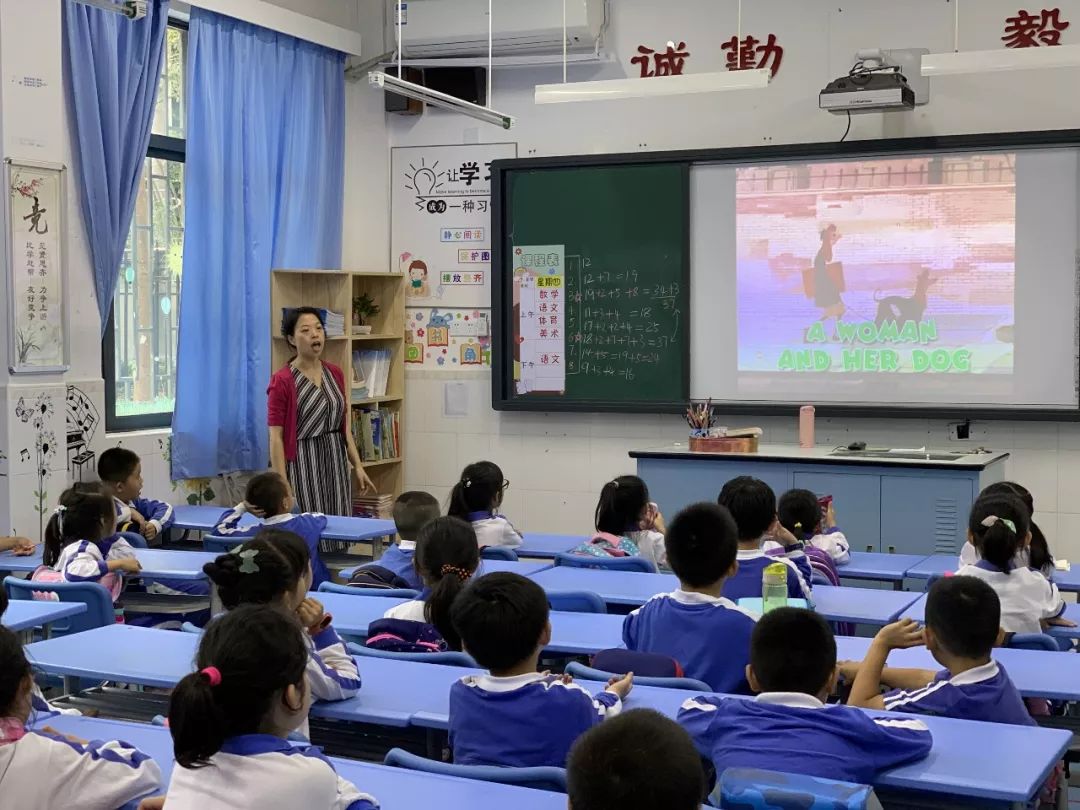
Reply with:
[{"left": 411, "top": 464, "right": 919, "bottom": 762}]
[
  {"left": 721, "top": 33, "right": 784, "bottom": 78},
  {"left": 1003, "top": 8, "right": 1070, "bottom": 47}
]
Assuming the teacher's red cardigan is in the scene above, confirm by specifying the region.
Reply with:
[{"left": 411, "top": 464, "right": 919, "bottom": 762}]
[{"left": 267, "top": 362, "right": 349, "bottom": 462}]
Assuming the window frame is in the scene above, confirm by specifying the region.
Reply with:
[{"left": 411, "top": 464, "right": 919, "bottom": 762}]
[{"left": 103, "top": 20, "right": 188, "bottom": 433}]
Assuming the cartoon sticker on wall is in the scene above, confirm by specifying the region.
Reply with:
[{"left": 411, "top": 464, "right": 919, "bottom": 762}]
[
  {"left": 400, "top": 252, "right": 430, "bottom": 298},
  {"left": 407, "top": 308, "right": 492, "bottom": 369},
  {"left": 460, "top": 340, "right": 483, "bottom": 365}
]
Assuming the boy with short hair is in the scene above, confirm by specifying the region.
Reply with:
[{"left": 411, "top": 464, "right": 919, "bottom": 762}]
[
  {"left": 98, "top": 447, "right": 174, "bottom": 542},
  {"left": 845, "top": 576, "right": 1033, "bottom": 725},
  {"left": 623, "top": 502, "right": 757, "bottom": 694},
  {"left": 377, "top": 491, "right": 441, "bottom": 589},
  {"left": 717, "top": 476, "right": 813, "bottom": 603},
  {"left": 567, "top": 709, "right": 705, "bottom": 810},
  {"left": 449, "top": 572, "right": 633, "bottom": 768},
  {"left": 215, "top": 471, "right": 332, "bottom": 587},
  {"left": 678, "top": 608, "right": 932, "bottom": 785}
]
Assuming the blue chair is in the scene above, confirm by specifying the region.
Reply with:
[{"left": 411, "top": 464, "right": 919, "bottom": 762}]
[
  {"left": 180, "top": 622, "right": 202, "bottom": 634},
  {"left": 554, "top": 552, "right": 656, "bottom": 573},
  {"left": 383, "top": 748, "right": 568, "bottom": 793},
  {"left": 318, "top": 581, "right": 420, "bottom": 600},
  {"left": 547, "top": 590, "right": 606, "bottom": 614},
  {"left": 564, "top": 661, "right": 711, "bottom": 693},
  {"left": 480, "top": 546, "right": 518, "bottom": 561},
  {"left": 346, "top": 642, "right": 477, "bottom": 668},
  {"left": 4, "top": 576, "right": 113, "bottom": 637},
  {"left": 1007, "top": 632, "right": 1062, "bottom": 652},
  {"left": 718, "top": 767, "right": 882, "bottom": 809},
  {"left": 203, "top": 535, "right": 243, "bottom": 554},
  {"left": 118, "top": 531, "right": 147, "bottom": 549}
]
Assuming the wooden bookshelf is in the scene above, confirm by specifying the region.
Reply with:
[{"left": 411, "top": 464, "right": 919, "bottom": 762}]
[{"left": 269, "top": 269, "right": 406, "bottom": 508}]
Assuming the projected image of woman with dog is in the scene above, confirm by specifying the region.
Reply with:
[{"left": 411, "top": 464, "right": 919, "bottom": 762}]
[{"left": 735, "top": 153, "right": 1015, "bottom": 377}]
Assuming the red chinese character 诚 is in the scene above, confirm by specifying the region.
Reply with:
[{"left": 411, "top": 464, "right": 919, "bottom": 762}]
[
  {"left": 631, "top": 42, "right": 690, "bottom": 78},
  {"left": 1003, "top": 8, "right": 1070, "bottom": 47},
  {"left": 722, "top": 33, "right": 784, "bottom": 78}
]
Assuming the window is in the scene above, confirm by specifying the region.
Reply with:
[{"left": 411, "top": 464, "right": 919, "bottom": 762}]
[{"left": 104, "top": 22, "right": 187, "bottom": 431}]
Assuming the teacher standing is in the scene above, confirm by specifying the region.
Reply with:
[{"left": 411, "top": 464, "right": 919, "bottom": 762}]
[{"left": 267, "top": 307, "right": 374, "bottom": 515}]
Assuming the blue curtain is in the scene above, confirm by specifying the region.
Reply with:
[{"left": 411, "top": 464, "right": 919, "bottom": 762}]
[
  {"left": 171, "top": 10, "right": 345, "bottom": 480},
  {"left": 64, "top": 0, "right": 170, "bottom": 335}
]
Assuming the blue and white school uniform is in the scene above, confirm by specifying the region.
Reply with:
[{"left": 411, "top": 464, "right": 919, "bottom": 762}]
[
  {"left": 882, "top": 661, "right": 1034, "bottom": 725},
  {"left": 956, "top": 560, "right": 1065, "bottom": 635},
  {"left": 215, "top": 505, "right": 332, "bottom": 588},
  {"left": 164, "top": 734, "right": 377, "bottom": 810},
  {"left": 51, "top": 536, "right": 136, "bottom": 585},
  {"left": 114, "top": 495, "right": 174, "bottom": 536},
  {"left": 677, "top": 693, "right": 932, "bottom": 786},
  {"left": 622, "top": 590, "right": 757, "bottom": 694},
  {"left": 449, "top": 672, "right": 621, "bottom": 767},
  {"left": 0, "top": 722, "right": 161, "bottom": 808},
  {"left": 300, "top": 625, "right": 362, "bottom": 738},
  {"left": 467, "top": 511, "right": 523, "bottom": 549},
  {"left": 369, "top": 540, "right": 421, "bottom": 589},
  {"left": 383, "top": 593, "right": 427, "bottom": 623},
  {"left": 723, "top": 549, "right": 814, "bottom": 604},
  {"left": 767, "top": 529, "right": 850, "bottom": 565}
]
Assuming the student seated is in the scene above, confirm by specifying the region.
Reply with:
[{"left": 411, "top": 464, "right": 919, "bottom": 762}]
[
  {"left": 382, "top": 516, "right": 480, "bottom": 650},
  {"left": 960, "top": 481, "right": 1054, "bottom": 577},
  {"left": 215, "top": 471, "right": 332, "bottom": 588},
  {"left": 844, "top": 576, "right": 1032, "bottom": 725},
  {"left": 203, "top": 530, "right": 360, "bottom": 738},
  {"left": 567, "top": 709, "right": 706, "bottom": 810},
  {"left": 717, "top": 476, "right": 813, "bottom": 603},
  {"left": 355, "top": 491, "right": 439, "bottom": 590},
  {"left": 774, "top": 489, "right": 850, "bottom": 565},
  {"left": 678, "top": 608, "right": 932, "bottom": 786},
  {"left": 623, "top": 502, "right": 756, "bottom": 694},
  {"left": 448, "top": 572, "right": 632, "bottom": 768},
  {"left": 448, "top": 461, "right": 523, "bottom": 548},
  {"left": 98, "top": 447, "right": 174, "bottom": 542},
  {"left": 164, "top": 605, "right": 377, "bottom": 809},
  {"left": 569, "top": 475, "right": 667, "bottom": 570},
  {"left": 0, "top": 624, "right": 161, "bottom": 806},
  {"left": 956, "top": 490, "right": 1074, "bottom": 636}
]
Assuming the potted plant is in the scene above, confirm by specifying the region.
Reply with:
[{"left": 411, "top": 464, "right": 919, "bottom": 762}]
[{"left": 352, "top": 293, "right": 380, "bottom": 334}]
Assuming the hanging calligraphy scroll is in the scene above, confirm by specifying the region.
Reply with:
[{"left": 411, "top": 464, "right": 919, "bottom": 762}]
[{"left": 6, "top": 159, "right": 67, "bottom": 374}]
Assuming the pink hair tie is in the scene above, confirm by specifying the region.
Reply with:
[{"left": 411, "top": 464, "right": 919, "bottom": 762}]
[{"left": 200, "top": 666, "right": 222, "bottom": 687}]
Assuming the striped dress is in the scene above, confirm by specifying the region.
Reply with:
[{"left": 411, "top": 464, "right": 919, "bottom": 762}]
[{"left": 287, "top": 365, "right": 351, "bottom": 530}]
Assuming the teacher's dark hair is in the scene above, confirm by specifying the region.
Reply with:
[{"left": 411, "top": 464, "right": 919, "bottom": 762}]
[{"left": 169, "top": 604, "right": 308, "bottom": 769}]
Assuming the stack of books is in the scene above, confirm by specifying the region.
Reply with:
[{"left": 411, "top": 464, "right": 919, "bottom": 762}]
[
  {"left": 353, "top": 492, "right": 394, "bottom": 519},
  {"left": 352, "top": 349, "right": 392, "bottom": 397},
  {"left": 352, "top": 406, "right": 401, "bottom": 463}
]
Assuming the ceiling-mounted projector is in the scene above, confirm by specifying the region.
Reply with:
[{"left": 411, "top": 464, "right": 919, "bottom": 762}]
[
  {"left": 819, "top": 48, "right": 929, "bottom": 114},
  {"left": 74, "top": 0, "right": 147, "bottom": 19}
]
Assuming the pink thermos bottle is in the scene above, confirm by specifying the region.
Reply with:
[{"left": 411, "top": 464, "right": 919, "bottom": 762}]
[{"left": 799, "top": 405, "right": 816, "bottom": 448}]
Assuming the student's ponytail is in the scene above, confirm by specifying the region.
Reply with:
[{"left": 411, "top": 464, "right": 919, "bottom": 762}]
[
  {"left": 415, "top": 517, "right": 480, "bottom": 650},
  {"left": 981, "top": 481, "right": 1053, "bottom": 573},
  {"left": 969, "top": 491, "right": 1030, "bottom": 574},
  {"left": 778, "top": 489, "right": 821, "bottom": 541},
  {"left": 594, "top": 475, "right": 649, "bottom": 536},
  {"left": 202, "top": 529, "right": 309, "bottom": 610},
  {"left": 43, "top": 484, "right": 115, "bottom": 567},
  {"left": 448, "top": 461, "right": 506, "bottom": 520},
  {"left": 169, "top": 604, "right": 308, "bottom": 769}
]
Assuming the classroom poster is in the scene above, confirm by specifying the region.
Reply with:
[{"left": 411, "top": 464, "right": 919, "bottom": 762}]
[
  {"left": 391, "top": 143, "right": 516, "bottom": 309},
  {"left": 405, "top": 307, "right": 491, "bottom": 368},
  {"left": 513, "top": 245, "right": 565, "bottom": 394},
  {"left": 6, "top": 160, "right": 66, "bottom": 373}
]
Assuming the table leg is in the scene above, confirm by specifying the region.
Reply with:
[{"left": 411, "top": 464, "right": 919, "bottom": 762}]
[{"left": 63, "top": 675, "right": 76, "bottom": 695}]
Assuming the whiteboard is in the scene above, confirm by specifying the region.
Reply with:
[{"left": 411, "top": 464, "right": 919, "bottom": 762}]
[{"left": 6, "top": 159, "right": 67, "bottom": 374}]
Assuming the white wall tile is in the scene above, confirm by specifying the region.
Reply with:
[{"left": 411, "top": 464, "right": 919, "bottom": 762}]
[
  {"left": 1057, "top": 451, "right": 1080, "bottom": 515},
  {"left": 404, "top": 432, "right": 460, "bottom": 489},
  {"left": 523, "top": 489, "right": 598, "bottom": 536},
  {"left": 1006, "top": 449, "right": 1058, "bottom": 513}
]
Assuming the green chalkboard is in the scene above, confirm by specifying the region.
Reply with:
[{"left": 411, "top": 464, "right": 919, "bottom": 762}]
[{"left": 493, "top": 162, "right": 689, "bottom": 411}]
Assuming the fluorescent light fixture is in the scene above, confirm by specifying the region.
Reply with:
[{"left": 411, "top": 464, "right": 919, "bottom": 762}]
[
  {"left": 73, "top": 0, "right": 146, "bottom": 18},
  {"left": 534, "top": 69, "right": 771, "bottom": 104},
  {"left": 369, "top": 71, "right": 515, "bottom": 130},
  {"left": 921, "top": 44, "right": 1080, "bottom": 76}
]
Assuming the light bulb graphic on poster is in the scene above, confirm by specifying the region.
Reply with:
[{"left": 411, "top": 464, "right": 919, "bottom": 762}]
[{"left": 391, "top": 143, "right": 516, "bottom": 309}]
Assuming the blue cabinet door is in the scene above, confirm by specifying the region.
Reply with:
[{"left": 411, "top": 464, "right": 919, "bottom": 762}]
[
  {"left": 637, "top": 458, "right": 791, "bottom": 519},
  {"left": 880, "top": 474, "right": 975, "bottom": 556},
  {"left": 791, "top": 470, "right": 882, "bottom": 552}
]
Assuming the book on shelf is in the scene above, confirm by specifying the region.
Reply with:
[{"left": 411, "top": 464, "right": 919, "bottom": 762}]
[
  {"left": 282, "top": 307, "right": 345, "bottom": 337},
  {"left": 351, "top": 406, "right": 400, "bottom": 463},
  {"left": 352, "top": 348, "right": 391, "bottom": 397},
  {"left": 353, "top": 493, "right": 394, "bottom": 519}
]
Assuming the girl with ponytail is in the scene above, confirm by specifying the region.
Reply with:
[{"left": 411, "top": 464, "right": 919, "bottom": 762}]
[
  {"left": 448, "top": 461, "right": 523, "bottom": 549},
  {"left": 957, "top": 490, "right": 1074, "bottom": 636},
  {"left": 568, "top": 475, "right": 668, "bottom": 571},
  {"left": 382, "top": 516, "right": 480, "bottom": 650},
  {"left": 165, "top": 605, "right": 377, "bottom": 809}
]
